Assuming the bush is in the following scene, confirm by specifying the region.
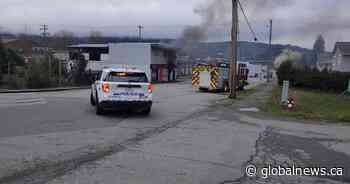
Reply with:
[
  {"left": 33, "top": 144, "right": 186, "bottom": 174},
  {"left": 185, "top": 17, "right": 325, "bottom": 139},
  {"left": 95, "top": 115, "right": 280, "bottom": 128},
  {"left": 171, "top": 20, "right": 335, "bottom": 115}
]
[
  {"left": 26, "top": 59, "right": 51, "bottom": 89},
  {"left": 277, "top": 62, "right": 350, "bottom": 92}
]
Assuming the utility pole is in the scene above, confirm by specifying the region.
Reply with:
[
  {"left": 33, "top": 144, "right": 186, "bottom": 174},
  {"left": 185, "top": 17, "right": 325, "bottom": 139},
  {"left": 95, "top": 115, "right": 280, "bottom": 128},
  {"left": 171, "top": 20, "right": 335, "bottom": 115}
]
[
  {"left": 59, "top": 59, "right": 62, "bottom": 86},
  {"left": 267, "top": 19, "right": 273, "bottom": 82},
  {"left": 229, "top": 0, "right": 238, "bottom": 99},
  {"left": 40, "top": 24, "right": 51, "bottom": 81},
  {"left": 7, "top": 60, "right": 10, "bottom": 78},
  {"left": 138, "top": 25, "right": 144, "bottom": 40},
  {"left": 40, "top": 24, "right": 48, "bottom": 38}
]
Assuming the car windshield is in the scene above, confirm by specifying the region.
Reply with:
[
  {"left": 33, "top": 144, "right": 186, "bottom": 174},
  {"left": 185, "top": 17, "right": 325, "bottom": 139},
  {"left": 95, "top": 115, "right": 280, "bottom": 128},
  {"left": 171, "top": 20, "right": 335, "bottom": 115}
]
[{"left": 105, "top": 72, "right": 148, "bottom": 83}]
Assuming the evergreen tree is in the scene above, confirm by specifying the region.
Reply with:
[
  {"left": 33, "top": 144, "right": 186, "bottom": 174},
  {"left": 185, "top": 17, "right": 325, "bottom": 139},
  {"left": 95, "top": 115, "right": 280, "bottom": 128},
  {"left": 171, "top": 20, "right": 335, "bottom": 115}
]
[{"left": 313, "top": 35, "right": 326, "bottom": 54}]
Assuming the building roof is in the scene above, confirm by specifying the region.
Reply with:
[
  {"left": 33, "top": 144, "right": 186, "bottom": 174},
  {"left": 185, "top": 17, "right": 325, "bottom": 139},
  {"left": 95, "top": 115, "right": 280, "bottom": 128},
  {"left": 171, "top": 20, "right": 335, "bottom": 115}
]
[
  {"left": 333, "top": 42, "right": 350, "bottom": 56},
  {"left": 151, "top": 43, "right": 177, "bottom": 51},
  {"left": 1, "top": 38, "right": 18, "bottom": 44},
  {"left": 68, "top": 44, "right": 108, "bottom": 48}
]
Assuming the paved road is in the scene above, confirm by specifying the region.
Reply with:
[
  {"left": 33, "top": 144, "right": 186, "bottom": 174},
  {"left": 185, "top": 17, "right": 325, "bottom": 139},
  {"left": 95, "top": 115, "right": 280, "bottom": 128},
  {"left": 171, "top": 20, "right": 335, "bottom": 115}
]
[
  {"left": 1, "top": 81, "right": 350, "bottom": 184},
  {"left": 0, "top": 81, "right": 220, "bottom": 138}
]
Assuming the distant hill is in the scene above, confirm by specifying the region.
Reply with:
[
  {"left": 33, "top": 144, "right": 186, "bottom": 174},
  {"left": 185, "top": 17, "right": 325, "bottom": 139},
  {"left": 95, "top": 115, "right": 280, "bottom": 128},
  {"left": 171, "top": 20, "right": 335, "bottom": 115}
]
[
  {"left": 1, "top": 32, "right": 317, "bottom": 66},
  {"left": 181, "top": 41, "right": 317, "bottom": 66}
]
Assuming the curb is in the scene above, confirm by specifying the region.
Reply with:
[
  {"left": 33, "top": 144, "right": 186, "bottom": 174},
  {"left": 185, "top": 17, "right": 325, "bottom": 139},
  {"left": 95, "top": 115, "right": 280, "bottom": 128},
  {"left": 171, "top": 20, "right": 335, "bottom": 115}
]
[{"left": 0, "top": 86, "right": 90, "bottom": 94}]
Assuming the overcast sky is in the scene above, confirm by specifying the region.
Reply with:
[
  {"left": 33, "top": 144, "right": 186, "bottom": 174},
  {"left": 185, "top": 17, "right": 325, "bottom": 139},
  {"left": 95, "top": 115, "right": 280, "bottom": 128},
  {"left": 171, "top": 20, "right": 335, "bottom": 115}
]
[{"left": 1, "top": 0, "right": 349, "bottom": 50}]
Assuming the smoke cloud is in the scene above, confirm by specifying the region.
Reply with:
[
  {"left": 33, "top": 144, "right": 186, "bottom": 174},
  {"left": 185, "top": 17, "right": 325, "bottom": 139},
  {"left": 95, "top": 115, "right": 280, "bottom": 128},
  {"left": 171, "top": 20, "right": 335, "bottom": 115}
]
[
  {"left": 177, "top": 0, "right": 295, "bottom": 45},
  {"left": 177, "top": 0, "right": 230, "bottom": 45}
]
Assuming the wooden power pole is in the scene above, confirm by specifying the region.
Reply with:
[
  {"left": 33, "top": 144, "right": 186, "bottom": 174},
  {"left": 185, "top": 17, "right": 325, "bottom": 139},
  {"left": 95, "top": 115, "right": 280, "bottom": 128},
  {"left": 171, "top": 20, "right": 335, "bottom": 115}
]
[
  {"left": 40, "top": 24, "right": 51, "bottom": 81},
  {"left": 229, "top": 0, "right": 238, "bottom": 99},
  {"left": 267, "top": 19, "right": 273, "bottom": 83}
]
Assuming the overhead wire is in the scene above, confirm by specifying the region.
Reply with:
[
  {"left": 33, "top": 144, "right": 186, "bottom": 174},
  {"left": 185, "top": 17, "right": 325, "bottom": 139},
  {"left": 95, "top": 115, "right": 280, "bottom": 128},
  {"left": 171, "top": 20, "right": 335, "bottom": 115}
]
[{"left": 238, "top": 0, "right": 260, "bottom": 42}]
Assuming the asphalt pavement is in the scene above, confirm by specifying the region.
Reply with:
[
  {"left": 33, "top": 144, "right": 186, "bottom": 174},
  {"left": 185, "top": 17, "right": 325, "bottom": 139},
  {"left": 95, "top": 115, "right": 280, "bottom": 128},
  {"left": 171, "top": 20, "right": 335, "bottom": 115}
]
[{"left": 1, "top": 80, "right": 350, "bottom": 184}]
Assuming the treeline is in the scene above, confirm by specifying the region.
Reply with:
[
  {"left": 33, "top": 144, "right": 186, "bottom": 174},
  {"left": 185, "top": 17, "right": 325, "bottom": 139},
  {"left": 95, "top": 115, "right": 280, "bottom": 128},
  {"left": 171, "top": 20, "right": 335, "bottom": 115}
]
[
  {"left": 0, "top": 40, "right": 25, "bottom": 87},
  {"left": 0, "top": 39, "right": 93, "bottom": 89},
  {"left": 8, "top": 55, "right": 92, "bottom": 89},
  {"left": 277, "top": 60, "right": 350, "bottom": 93}
]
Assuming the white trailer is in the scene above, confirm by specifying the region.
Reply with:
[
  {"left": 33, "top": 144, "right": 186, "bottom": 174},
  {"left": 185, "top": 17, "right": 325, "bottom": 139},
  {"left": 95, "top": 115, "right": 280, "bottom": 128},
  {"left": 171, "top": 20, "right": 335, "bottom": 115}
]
[{"left": 105, "top": 43, "right": 153, "bottom": 80}]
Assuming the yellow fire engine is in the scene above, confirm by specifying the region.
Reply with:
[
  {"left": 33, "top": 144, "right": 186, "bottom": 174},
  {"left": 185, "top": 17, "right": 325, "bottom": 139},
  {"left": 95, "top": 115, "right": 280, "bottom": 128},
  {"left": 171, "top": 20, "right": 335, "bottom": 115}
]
[{"left": 192, "top": 62, "right": 249, "bottom": 92}]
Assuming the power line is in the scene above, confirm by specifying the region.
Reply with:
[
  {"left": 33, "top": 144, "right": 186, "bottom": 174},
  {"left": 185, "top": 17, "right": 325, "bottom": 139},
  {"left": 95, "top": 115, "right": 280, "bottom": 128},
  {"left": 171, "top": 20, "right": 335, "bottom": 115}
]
[{"left": 237, "top": 0, "right": 259, "bottom": 42}]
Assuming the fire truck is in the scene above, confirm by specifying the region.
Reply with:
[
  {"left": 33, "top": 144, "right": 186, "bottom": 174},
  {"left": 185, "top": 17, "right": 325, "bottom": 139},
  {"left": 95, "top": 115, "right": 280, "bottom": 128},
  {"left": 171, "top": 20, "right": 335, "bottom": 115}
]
[{"left": 192, "top": 62, "right": 249, "bottom": 92}]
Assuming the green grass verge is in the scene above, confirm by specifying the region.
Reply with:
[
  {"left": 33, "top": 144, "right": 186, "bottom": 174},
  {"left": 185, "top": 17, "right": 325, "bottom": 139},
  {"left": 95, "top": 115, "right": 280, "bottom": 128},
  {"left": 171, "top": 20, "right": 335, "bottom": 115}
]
[
  {"left": 264, "top": 86, "right": 350, "bottom": 123},
  {"left": 216, "top": 88, "right": 257, "bottom": 105}
]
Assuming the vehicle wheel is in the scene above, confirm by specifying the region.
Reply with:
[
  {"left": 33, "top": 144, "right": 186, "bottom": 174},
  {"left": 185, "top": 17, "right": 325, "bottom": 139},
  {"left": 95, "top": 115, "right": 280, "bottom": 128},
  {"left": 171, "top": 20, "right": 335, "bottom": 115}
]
[
  {"left": 96, "top": 103, "right": 104, "bottom": 115},
  {"left": 141, "top": 107, "right": 151, "bottom": 116},
  {"left": 90, "top": 93, "right": 96, "bottom": 106},
  {"left": 95, "top": 96, "right": 104, "bottom": 115}
]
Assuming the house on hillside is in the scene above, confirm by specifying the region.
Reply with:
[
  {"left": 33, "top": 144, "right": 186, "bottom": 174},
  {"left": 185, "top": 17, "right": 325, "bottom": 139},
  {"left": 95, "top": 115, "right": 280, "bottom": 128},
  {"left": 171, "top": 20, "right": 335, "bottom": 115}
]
[
  {"left": 332, "top": 42, "right": 350, "bottom": 72},
  {"left": 67, "top": 43, "right": 177, "bottom": 82}
]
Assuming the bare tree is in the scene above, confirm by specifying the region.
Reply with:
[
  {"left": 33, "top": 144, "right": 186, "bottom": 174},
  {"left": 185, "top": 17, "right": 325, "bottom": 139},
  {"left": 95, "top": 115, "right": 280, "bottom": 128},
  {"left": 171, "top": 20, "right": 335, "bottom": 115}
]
[
  {"left": 89, "top": 31, "right": 103, "bottom": 43},
  {"left": 51, "top": 30, "right": 75, "bottom": 50}
]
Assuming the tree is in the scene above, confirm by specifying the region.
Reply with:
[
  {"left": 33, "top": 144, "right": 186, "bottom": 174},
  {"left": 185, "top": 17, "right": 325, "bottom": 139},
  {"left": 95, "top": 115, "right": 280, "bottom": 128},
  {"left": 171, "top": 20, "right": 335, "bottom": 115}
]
[
  {"left": 313, "top": 34, "right": 325, "bottom": 54},
  {"left": 51, "top": 30, "right": 75, "bottom": 50},
  {"left": 89, "top": 31, "right": 103, "bottom": 43},
  {"left": 274, "top": 49, "right": 302, "bottom": 69},
  {"left": 276, "top": 60, "right": 295, "bottom": 85},
  {"left": 0, "top": 38, "right": 3, "bottom": 50},
  {"left": 0, "top": 39, "right": 3, "bottom": 84},
  {"left": 70, "top": 53, "right": 90, "bottom": 85},
  {"left": 26, "top": 58, "right": 50, "bottom": 88},
  {"left": 0, "top": 39, "right": 24, "bottom": 76}
]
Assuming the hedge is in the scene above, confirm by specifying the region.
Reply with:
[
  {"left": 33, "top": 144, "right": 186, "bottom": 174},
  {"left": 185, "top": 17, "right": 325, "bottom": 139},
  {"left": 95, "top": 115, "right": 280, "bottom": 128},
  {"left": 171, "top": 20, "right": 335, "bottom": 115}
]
[{"left": 277, "top": 60, "right": 350, "bottom": 92}]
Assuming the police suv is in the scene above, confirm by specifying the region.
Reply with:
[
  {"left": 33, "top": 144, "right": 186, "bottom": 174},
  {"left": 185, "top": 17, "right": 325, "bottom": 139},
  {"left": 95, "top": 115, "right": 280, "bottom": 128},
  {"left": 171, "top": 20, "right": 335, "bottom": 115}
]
[{"left": 90, "top": 67, "right": 153, "bottom": 115}]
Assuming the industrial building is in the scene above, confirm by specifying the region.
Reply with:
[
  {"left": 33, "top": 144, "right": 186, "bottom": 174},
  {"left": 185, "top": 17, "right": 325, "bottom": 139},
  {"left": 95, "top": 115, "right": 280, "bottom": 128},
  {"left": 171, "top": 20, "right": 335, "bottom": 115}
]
[{"left": 68, "top": 43, "right": 177, "bottom": 82}]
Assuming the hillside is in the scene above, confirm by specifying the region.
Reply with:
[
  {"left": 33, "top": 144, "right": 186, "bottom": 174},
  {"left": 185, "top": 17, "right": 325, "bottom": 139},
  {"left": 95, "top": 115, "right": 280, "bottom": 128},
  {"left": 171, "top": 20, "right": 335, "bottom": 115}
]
[
  {"left": 181, "top": 41, "right": 317, "bottom": 66},
  {"left": 1, "top": 32, "right": 317, "bottom": 66}
]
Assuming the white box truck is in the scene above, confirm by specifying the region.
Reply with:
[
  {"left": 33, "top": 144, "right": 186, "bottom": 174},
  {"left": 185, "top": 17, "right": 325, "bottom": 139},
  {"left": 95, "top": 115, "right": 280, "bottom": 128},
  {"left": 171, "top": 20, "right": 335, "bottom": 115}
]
[{"left": 105, "top": 43, "right": 153, "bottom": 80}]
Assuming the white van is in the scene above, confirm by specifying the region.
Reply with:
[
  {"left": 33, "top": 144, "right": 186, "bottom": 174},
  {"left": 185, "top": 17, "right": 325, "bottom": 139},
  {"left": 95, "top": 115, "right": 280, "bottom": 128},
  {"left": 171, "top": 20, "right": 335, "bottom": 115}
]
[{"left": 90, "top": 67, "right": 153, "bottom": 115}]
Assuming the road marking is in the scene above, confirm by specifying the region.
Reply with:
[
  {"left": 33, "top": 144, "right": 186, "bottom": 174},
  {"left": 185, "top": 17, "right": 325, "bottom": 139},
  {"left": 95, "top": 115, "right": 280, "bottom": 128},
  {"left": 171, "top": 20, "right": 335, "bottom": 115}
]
[
  {"left": 0, "top": 98, "right": 47, "bottom": 107},
  {"left": 239, "top": 107, "right": 260, "bottom": 112}
]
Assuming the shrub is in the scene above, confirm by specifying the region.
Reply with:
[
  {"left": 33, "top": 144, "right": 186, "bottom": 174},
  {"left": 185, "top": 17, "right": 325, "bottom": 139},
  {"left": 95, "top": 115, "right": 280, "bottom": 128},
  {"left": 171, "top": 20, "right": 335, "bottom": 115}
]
[
  {"left": 26, "top": 59, "right": 51, "bottom": 89},
  {"left": 277, "top": 64, "right": 350, "bottom": 92}
]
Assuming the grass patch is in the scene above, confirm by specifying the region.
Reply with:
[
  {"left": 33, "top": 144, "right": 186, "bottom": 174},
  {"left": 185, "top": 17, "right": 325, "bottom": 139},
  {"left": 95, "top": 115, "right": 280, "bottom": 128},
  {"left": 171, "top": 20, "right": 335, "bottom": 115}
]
[
  {"left": 237, "top": 88, "right": 257, "bottom": 99},
  {"left": 264, "top": 86, "right": 350, "bottom": 123},
  {"left": 216, "top": 88, "right": 257, "bottom": 105}
]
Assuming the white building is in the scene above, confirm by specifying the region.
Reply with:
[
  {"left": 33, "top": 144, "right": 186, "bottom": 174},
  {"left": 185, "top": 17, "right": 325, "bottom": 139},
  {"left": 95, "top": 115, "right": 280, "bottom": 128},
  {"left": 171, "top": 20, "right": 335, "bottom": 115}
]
[
  {"left": 332, "top": 42, "right": 350, "bottom": 72},
  {"left": 68, "top": 43, "right": 177, "bottom": 82}
]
